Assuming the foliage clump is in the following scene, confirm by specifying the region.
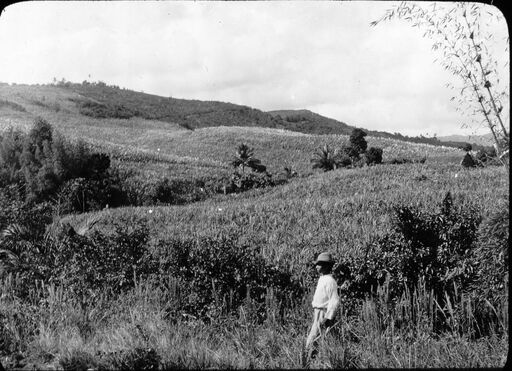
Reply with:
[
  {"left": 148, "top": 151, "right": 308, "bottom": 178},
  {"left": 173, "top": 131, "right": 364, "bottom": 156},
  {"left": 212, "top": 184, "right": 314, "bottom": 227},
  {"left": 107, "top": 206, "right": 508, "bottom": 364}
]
[
  {"left": 0, "top": 118, "right": 120, "bottom": 211},
  {"left": 152, "top": 233, "right": 302, "bottom": 320},
  {"left": 335, "top": 192, "right": 506, "bottom": 336},
  {"left": 311, "top": 129, "right": 384, "bottom": 171},
  {"left": 225, "top": 143, "right": 289, "bottom": 193}
]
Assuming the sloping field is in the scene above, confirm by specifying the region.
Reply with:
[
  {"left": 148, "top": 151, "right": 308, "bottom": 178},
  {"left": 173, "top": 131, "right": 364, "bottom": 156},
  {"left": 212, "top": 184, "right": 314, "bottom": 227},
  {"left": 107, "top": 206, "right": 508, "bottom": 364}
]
[
  {"left": 3, "top": 82, "right": 505, "bottom": 271},
  {"left": 0, "top": 82, "right": 463, "bottom": 179},
  {"left": 64, "top": 160, "right": 508, "bottom": 277}
]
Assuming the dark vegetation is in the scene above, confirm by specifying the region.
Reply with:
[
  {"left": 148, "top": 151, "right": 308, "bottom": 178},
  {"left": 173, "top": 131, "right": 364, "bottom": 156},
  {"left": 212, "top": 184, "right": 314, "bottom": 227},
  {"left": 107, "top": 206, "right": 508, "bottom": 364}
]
[
  {"left": 63, "top": 80, "right": 282, "bottom": 131},
  {"left": 311, "top": 129, "right": 384, "bottom": 171},
  {"left": 335, "top": 192, "right": 508, "bottom": 338},
  {"left": 0, "top": 118, "right": 295, "bottom": 215}
]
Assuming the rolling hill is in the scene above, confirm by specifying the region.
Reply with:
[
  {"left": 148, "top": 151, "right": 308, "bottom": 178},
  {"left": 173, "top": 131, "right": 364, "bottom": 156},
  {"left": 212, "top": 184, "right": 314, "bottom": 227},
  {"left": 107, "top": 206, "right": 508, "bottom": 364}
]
[
  {"left": 1, "top": 80, "right": 492, "bottom": 154},
  {"left": 0, "top": 81, "right": 464, "bottom": 180}
]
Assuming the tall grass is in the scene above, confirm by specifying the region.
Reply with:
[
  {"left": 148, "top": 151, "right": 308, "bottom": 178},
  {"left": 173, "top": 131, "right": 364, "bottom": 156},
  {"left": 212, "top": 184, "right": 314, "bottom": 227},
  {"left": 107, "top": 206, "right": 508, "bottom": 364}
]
[{"left": 1, "top": 274, "right": 506, "bottom": 369}]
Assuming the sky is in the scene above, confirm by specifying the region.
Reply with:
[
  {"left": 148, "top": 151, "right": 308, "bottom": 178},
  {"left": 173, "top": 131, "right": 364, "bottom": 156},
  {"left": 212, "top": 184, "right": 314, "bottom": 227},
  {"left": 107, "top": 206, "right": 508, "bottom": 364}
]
[{"left": 0, "top": 1, "right": 509, "bottom": 137}]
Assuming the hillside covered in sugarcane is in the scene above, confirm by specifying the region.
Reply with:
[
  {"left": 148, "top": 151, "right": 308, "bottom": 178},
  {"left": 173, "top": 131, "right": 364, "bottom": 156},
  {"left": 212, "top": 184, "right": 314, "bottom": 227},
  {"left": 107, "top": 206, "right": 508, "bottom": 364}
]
[{"left": 0, "top": 80, "right": 508, "bottom": 369}]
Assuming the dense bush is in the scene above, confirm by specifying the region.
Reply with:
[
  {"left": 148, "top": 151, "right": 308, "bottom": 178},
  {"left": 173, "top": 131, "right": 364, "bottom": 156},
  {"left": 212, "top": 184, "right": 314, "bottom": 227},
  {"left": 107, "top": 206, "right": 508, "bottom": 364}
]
[
  {"left": 151, "top": 234, "right": 302, "bottom": 320},
  {"left": 475, "top": 147, "right": 500, "bottom": 166},
  {"left": 0, "top": 118, "right": 116, "bottom": 208},
  {"left": 0, "top": 201, "right": 55, "bottom": 294},
  {"left": 56, "top": 178, "right": 107, "bottom": 214},
  {"left": 349, "top": 128, "right": 368, "bottom": 154},
  {"left": 227, "top": 171, "right": 276, "bottom": 193},
  {"left": 387, "top": 156, "right": 426, "bottom": 165},
  {"left": 50, "top": 221, "right": 152, "bottom": 302},
  {"left": 335, "top": 192, "right": 486, "bottom": 333},
  {"left": 312, "top": 130, "right": 384, "bottom": 171},
  {"left": 119, "top": 175, "right": 206, "bottom": 206},
  {"left": 365, "top": 147, "right": 383, "bottom": 165}
]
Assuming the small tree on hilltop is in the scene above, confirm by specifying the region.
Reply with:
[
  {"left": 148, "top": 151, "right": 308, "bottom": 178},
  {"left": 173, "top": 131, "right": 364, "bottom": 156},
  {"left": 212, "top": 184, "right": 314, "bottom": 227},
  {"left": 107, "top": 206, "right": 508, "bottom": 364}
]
[{"left": 349, "top": 128, "right": 368, "bottom": 155}]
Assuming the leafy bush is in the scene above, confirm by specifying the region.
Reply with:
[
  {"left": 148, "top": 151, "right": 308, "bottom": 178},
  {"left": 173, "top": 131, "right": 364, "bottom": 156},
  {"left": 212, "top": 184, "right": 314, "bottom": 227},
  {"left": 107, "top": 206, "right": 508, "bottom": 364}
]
[
  {"left": 387, "top": 156, "right": 426, "bottom": 165},
  {"left": 153, "top": 177, "right": 205, "bottom": 205},
  {"left": 312, "top": 131, "right": 384, "bottom": 171},
  {"left": 152, "top": 234, "right": 302, "bottom": 320},
  {"left": 50, "top": 221, "right": 152, "bottom": 301},
  {"left": 227, "top": 171, "right": 276, "bottom": 193},
  {"left": 335, "top": 192, "right": 483, "bottom": 332},
  {"left": 0, "top": 118, "right": 116, "bottom": 208},
  {"left": 475, "top": 147, "right": 500, "bottom": 166},
  {"left": 365, "top": 147, "right": 383, "bottom": 165},
  {"left": 56, "top": 178, "right": 107, "bottom": 214},
  {"left": 118, "top": 175, "right": 206, "bottom": 206},
  {"left": 340, "top": 142, "right": 361, "bottom": 164},
  {"left": 349, "top": 128, "right": 368, "bottom": 154}
]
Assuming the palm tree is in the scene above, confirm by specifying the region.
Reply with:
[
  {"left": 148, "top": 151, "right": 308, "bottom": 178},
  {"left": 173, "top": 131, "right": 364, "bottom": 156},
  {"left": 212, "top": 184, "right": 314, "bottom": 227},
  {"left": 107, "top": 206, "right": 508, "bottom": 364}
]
[
  {"left": 311, "top": 144, "right": 338, "bottom": 172},
  {"left": 231, "top": 143, "right": 266, "bottom": 173}
]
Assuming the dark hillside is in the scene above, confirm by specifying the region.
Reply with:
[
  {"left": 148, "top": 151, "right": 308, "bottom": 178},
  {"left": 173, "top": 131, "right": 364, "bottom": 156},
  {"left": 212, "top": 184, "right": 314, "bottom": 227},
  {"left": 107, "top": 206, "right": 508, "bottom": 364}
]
[{"left": 63, "top": 81, "right": 284, "bottom": 130}]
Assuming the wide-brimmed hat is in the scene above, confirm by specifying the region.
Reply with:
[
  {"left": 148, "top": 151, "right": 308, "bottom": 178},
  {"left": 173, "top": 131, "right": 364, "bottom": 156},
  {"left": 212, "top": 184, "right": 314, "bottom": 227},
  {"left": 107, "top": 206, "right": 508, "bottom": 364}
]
[{"left": 314, "top": 252, "right": 334, "bottom": 265}]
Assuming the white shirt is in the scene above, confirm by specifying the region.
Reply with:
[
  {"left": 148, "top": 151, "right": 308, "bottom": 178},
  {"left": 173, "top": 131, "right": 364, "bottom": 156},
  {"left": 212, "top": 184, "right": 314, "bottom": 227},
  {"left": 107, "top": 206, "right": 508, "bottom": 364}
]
[{"left": 311, "top": 274, "right": 340, "bottom": 320}]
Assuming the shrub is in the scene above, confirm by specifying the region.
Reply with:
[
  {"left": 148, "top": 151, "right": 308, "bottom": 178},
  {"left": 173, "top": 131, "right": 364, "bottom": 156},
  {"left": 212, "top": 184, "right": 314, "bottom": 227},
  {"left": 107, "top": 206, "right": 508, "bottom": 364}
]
[
  {"left": 1, "top": 118, "right": 115, "bottom": 206},
  {"left": 335, "top": 192, "right": 483, "bottom": 332},
  {"left": 365, "top": 147, "right": 383, "bottom": 165},
  {"left": 51, "top": 220, "right": 152, "bottom": 302},
  {"left": 340, "top": 142, "right": 360, "bottom": 163},
  {"left": 475, "top": 147, "right": 500, "bottom": 166},
  {"left": 152, "top": 234, "right": 302, "bottom": 320},
  {"left": 228, "top": 171, "right": 275, "bottom": 193},
  {"left": 0, "top": 128, "right": 25, "bottom": 186},
  {"left": 153, "top": 178, "right": 205, "bottom": 205},
  {"left": 56, "top": 178, "right": 106, "bottom": 214},
  {"left": 349, "top": 128, "right": 368, "bottom": 154},
  {"left": 387, "top": 157, "right": 425, "bottom": 165}
]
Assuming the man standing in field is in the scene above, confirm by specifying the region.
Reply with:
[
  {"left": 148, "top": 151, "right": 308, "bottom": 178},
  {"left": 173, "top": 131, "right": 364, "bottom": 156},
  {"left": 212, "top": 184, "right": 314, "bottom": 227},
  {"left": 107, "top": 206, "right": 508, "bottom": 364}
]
[{"left": 305, "top": 252, "right": 340, "bottom": 362}]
